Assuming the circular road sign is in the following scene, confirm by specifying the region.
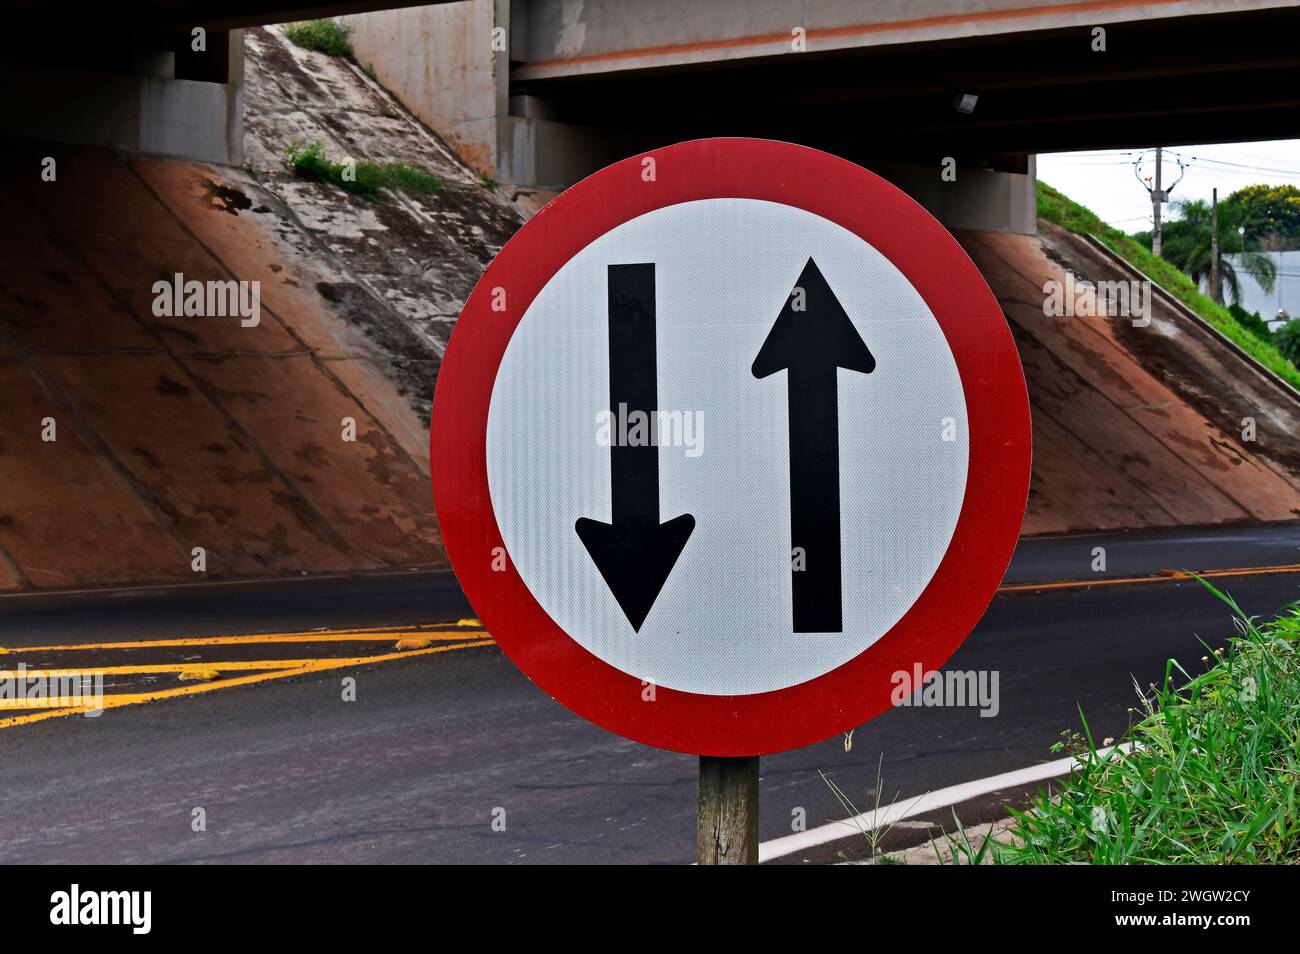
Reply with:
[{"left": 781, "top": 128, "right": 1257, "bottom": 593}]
[{"left": 431, "top": 138, "right": 1030, "bottom": 756}]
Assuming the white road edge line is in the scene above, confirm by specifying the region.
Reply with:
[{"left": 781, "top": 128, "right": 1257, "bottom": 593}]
[{"left": 758, "top": 742, "right": 1136, "bottom": 863}]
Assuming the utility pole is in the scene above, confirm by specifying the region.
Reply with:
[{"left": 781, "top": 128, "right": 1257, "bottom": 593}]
[
  {"left": 1152, "top": 146, "right": 1164, "bottom": 258},
  {"left": 1136, "top": 148, "right": 1182, "bottom": 259},
  {"left": 1210, "top": 187, "right": 1220, "bottom": 304}
]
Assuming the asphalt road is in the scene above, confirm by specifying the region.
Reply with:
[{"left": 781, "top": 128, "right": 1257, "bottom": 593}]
[
  {"left": 0, "top": 525, "right": 1296, "bottom": 864},
  {"left": 1002, "top": 522, "right": 1300, "bottom": 583},
  {"left": 4, "top": 521, "right": 1293, "bottom": 647}
]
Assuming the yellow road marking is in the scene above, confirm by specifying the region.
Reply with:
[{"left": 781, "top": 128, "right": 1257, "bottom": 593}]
[
  {"left": 395, "top": 636, "right": 434, "bottom": 650},
  {"left": 177, "top": 669, "right": 219, "bottom": 682},
  {"left": 3, "top": 559, "right": 1292, "bottom": 727},
  {"left": 997, "top": 562, "right": 1300, "bottom": 594},
  {"left": 2, "top": 658, "right": 384, "bottom": 678},
  {"left": 6, "top": 629, "right": 490, "bottom": 654},
  {"left": 0, "top": 638, "right": 494, "bottom": 729}
]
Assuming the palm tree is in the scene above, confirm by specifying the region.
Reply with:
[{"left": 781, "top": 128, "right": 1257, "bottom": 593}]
[{"left": 1159, "top": 199, "right": 1276, "bottom": 305}]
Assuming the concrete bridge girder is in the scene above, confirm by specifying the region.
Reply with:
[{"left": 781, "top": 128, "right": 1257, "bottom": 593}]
[{"left": 344, "top": 0, "right": 1300, "bottom": 235}]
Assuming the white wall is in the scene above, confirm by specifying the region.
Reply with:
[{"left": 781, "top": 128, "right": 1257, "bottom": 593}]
[{"left": 1228, "top": 250, "right": 1300, "bottom": 327}]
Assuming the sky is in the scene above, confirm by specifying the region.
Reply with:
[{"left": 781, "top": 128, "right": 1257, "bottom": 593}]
[{"left": 1036, "top": 139, "right": 1300, "bottom": 237}]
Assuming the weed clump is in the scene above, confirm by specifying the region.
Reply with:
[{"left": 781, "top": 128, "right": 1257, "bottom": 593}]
[
  {"left": 286, "top": 141, "right": 443, "bottom": 202},
  {"left": 283, "top": 19, "right": 354, "bottom": 59}
]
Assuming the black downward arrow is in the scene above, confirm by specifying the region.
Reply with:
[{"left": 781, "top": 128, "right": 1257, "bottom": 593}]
[
  {"left": 577, "top": 263, "right": 695, "bottom": 632},
  {"left": 753, "top": 258, "right": 875, "bottom": 633}
]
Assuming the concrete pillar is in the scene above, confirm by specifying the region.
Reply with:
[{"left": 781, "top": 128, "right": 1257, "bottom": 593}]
[
  {"left": 872, "top": 158, "right": 1038, "bottom": 236},
  {"left": 3, "top": 30, "right": 244, "bottom": 166}
]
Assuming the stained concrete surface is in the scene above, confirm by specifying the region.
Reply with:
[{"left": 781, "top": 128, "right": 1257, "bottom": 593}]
[
  {"left": 0, "top": 143, "right": 445, "bottom": 590},
  {"left": 961, "top": 223, "right": 1300, "bottom": 535},
  {"left": 241, "top": 24, "right": 523, "bottom": 412},
  {"left": 0, "top": 26, "right": 524, "bottom": 593}
]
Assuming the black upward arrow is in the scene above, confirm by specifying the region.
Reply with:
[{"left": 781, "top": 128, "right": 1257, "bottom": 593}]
[
  {"left": 753, "top": 258, "right": 875, "bottom": 633},
  {"left": 577, "top": 263, "right": 695, "bottom": 632}
]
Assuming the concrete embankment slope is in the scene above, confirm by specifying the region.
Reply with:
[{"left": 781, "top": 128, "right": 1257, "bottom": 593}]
[
  {"left": 239, "top": 25, "right": 524, "bottom": 410},
  {"left": 0, "top": 145, "right": 435, "bottom": 590},
  {"left": 0, "top": 27, "right": 522, "bottom": 593},
  {"left": 961, "top": 223, "right": 1300, "bottom": 535}
]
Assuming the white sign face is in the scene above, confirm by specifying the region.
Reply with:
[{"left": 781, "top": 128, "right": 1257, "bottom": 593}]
[{"left": 487, "top": 198, "right": 968, "bottom": 696}]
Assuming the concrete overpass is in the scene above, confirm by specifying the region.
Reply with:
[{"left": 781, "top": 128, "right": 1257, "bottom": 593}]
[
  {"left": 5, "top": 0, "right": 1300, "bottom": 231},
  {"left": 342, "top": 0, "right": 1300, "bottom": 233}
]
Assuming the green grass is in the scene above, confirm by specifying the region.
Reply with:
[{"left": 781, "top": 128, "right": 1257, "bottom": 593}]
[
  {"left": 286, "top": 141, "right": 443, "bottom": 202},
  {"left": 1037, "top": 180, "right": 1300, "bottom": 392},
  {"left": 282, "top": 19, "right": 354, "bottom": 59},
  {"left": 969, "top": 581, "right": 1300, "bottom": 864},
  {"left": 382, "top": 160, "right": 444, "bottom": 195}
]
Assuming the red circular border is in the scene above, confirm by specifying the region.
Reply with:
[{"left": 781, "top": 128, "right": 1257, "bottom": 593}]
[{"left": 431, "top": 138, "right": 1030, "bottom": 756}]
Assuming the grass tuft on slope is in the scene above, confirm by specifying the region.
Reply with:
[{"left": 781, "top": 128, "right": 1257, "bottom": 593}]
[
  {"left": 283, "top": 19, "right": 354, "bottom": 59},
  {"left": 286, "top": 141, "right": 443, "bottom": 202}
]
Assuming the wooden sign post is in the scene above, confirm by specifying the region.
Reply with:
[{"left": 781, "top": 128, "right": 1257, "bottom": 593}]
[{"left": 698, "top": 755, "right": 759, "bottom": 864}]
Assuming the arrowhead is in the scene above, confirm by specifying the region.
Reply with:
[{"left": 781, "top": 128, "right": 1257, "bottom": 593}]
[
  {"left": 575, "top": 513, "right": 695, "bottom": 631},
  {"left": 752, "top": 258, "right": 876, "bottom": 379}
]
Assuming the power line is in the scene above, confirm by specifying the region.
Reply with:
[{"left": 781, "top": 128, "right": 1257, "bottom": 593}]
[
  {"left": 1043, "top": 148, "right": 1300, "bottom": 178},
  {"left": 1039, "top": 159, "right": 1136, "bottom": 167},
  {"left": 1183, "top": 155, "right": 1300, "bottom": 177},
  {"left": 1184, "top": 142, "right": 1300, "bottom": 164},
  {"left": 1043, "top": 149, "right": 1140, "bottom": 157}
]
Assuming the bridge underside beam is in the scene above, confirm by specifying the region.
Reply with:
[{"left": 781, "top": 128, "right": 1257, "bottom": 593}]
[{"left": 510, "top": 5, "right": 1300, "bottom": 171}]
